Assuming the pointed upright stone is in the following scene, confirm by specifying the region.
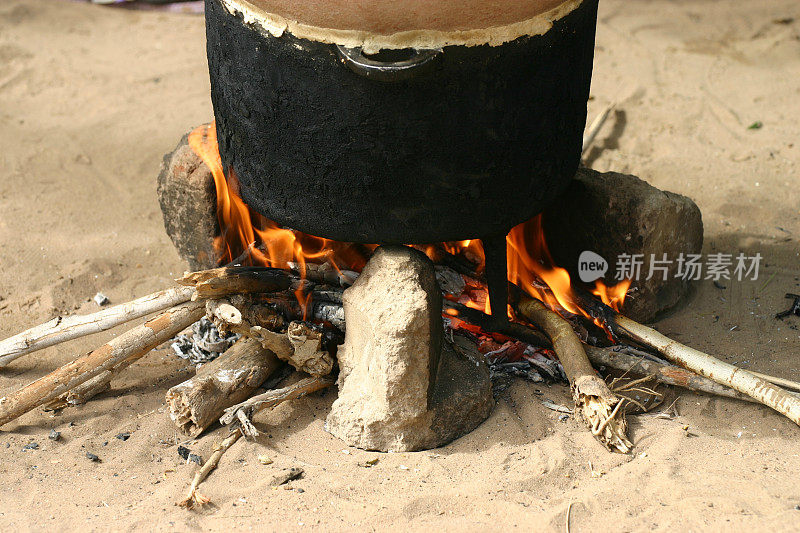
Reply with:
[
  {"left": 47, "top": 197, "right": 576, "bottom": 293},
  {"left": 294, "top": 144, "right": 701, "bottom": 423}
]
[{"left": 326, "top": 245, "right": 492, "bottom": 452}]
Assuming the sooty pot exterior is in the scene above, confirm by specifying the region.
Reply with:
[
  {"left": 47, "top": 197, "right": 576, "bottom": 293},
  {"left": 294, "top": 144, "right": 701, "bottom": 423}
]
[{"left": 205, "top": 0, "right": 599, "bottom": 244}]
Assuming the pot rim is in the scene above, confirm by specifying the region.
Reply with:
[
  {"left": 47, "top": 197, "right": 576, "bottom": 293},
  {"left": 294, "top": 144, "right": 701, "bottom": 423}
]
[{"left": 218, "top": 0, "right": 585, "bottom": 53}]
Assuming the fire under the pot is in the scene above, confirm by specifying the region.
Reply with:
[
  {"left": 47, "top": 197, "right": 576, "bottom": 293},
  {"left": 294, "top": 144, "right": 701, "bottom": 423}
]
[{"left": 188, "top": 122, "right": 631, "bottom": 330}]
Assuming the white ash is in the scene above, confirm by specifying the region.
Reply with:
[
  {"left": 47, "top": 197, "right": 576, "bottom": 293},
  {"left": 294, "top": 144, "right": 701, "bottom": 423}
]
[{"left": 170, "top": 317, "right": 239, "bottom": 365}]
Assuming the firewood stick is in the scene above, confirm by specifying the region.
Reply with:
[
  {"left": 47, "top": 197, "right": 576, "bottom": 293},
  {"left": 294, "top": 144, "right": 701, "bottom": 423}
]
[
  {"left": 47, "top": 350, "right": 144, "bottom": 409},
  {"left": 207, "top": 298, "right": 334, "bottom": 377},
  {"left": 219, "top": 375, "right": 335, "bottom": 438},
  {"left": 166, "top": 337, "right": 282, "bottom": 436},
  {"left": 515, "top": 295, "right": 631, "bottom": 453},
  {"left": 612, "top": 314, "right": 800, "bottom": 426},
  {"left": 582, "top": 101, "right": 615, "bottom": 154},
  {"left": 448, "top": 301, "right": 758, "bottom": 402},
  {"left": 0, "top": 286, "right": 196, "bottom": 367},
  {"left": 0, "top": 301, "right": 205, "bottom": 428},
  {"left": 177, "top": 428, "right": 242, "bottom": 509},
  {"left": 583, "top": 346, "right": 754, "bottom": 402},
  {"left": 176, "top": 266, "right": 291, "bottom": 299}
]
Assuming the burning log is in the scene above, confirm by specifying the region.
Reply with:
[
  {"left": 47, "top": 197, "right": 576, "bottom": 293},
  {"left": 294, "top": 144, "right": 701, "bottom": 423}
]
[
  {"left": 514, "top": 293, "right": 631, "bottom": 453},
  {"left": 287, "top": 261, "right": 358, "bottom": 287},
  {"left": 176, "top": 266, "right": 291, "bottom": 299},
  {"left": 166, "top": 337, "right": 282, "bottom": 436},
  {"left": 270, "top": 297, "right": 346, "bottom": 331},
  {"left": 220, "top": 375, "right": 336, "bottom": 438},
  {"left": 0, "top": 301, "right": 205, "bottom": 428},
  {"left": 444, "top": 300, "right": 550, "bottom": 347},
  {"left": 0, "top": 286, "right": 195, "bottom": 367},
  {"left": 206, "top": 297, "right": 334, "bottom": 376}
]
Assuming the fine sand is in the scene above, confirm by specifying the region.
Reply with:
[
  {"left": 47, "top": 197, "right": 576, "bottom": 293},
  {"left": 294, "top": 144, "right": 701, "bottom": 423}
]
[{"left": 1, "top": 0, "right": 799, "bottom": 530}]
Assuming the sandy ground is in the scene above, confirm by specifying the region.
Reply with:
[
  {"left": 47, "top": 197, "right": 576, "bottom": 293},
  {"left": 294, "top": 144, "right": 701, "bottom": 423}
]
[{"left": 1, "top": 0, "right": 799, "bottom": 530}]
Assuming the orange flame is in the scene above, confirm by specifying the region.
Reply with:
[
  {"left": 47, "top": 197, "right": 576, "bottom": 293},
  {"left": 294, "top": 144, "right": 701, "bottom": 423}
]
[
  {"left": 189, "top": 123, "right": 377, "bottom": 307},
  {"left": 187, "top": 123, "right": 630, "bottom": 329},
  {"left": 506, "top": 215, "right": 631, "bottom": 336},
  {"left": 188, "top": 123, "right": 373, "bottom": 275}
]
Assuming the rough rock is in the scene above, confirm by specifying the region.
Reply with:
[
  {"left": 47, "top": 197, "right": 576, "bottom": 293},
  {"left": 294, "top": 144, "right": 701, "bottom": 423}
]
[
  {"left": 156, "top": 129, "right": 221, "bottom": 270},
  {"left": 326, "top": 245, "right": 493, "bottom": 452},
  {"left": 543, "top": 167, "right": 704, "bottom": 322}
]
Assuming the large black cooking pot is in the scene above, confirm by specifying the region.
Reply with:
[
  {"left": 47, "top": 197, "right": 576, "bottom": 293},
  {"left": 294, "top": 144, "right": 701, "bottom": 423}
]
[
  {"left": 206, "top": 0, "right": 598, "bottom": 243},
  {"left": 205, "top": 0, "right": 598, "bottom": 320}
]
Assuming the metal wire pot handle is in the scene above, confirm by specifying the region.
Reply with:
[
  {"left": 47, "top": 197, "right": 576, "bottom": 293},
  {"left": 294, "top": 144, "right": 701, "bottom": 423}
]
[{"left": 336, "top": 46, "right": 442, "bottom": 82}]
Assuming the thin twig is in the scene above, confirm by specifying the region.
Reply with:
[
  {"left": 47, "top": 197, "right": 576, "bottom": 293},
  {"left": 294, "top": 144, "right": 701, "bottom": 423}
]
[
  {"left": 582, "top": 102, "right": 616, "bottom": 154},
  {"left": 177, "top": 429, "right": 243, "bottom": 509},
  {"left": 566, "top": 501, "right": 574, "bottom": 533},
  {"left": 220, "top": 375, "right": 335, "bottom": 438}
]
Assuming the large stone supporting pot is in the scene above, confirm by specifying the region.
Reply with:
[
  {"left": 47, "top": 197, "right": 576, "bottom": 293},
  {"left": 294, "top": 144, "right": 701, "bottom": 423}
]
[
  {"left": 156, "top": 131, "right": 221, "bottom": 270},
  {"left": 543, "top": 167, "right": 704, "bottom": 322},
  {"left": 325, "top": 246, "right": 493, "bottom": 452}
]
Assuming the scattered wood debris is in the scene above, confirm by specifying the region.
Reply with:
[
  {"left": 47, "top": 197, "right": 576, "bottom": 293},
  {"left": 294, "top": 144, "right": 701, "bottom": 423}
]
[{"left": 270, "top": 467, "right": 304, "bottom": 487}]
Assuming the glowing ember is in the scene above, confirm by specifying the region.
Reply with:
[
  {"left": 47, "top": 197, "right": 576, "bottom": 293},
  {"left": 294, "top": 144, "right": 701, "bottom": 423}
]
[{"left": 187, "top": 123, "right": 630, "bottom": 327}]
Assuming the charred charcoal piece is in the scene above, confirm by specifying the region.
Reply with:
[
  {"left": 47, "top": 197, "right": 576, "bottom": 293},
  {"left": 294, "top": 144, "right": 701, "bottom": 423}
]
[{"left": 776, "top": 293, "right": 800, "bottom": 320}]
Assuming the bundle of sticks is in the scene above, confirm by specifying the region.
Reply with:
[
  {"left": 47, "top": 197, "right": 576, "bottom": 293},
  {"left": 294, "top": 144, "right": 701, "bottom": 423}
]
[{"left": 2, "top": 254, "right": 800, "bottom": 503}]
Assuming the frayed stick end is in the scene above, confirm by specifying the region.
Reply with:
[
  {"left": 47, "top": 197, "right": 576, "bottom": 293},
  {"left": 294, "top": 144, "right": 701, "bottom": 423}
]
[
  {"left": 573, "top": 375, "right": 632, "bottom": 453},
  {"left": 177, "top": 490, "right": 211, "bottom": 510}
]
